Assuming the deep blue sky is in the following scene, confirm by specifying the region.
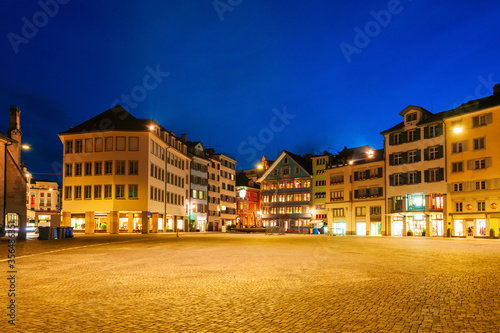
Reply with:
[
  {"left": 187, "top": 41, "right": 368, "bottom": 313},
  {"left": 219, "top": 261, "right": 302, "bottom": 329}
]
[{"left": 1, "top": 0, "right": 499, "bottom": 182}]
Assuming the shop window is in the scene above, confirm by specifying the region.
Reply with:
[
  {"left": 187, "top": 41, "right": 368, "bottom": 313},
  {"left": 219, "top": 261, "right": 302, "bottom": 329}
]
[
  {"left": 392, "top": 196, "right": 403, "bottom": 212},
  {"left": 407, "top": 193, "right": 425, "bottom": 211},
  {"left": 430, "top": 194, "right": 443, "bottom": 210}
]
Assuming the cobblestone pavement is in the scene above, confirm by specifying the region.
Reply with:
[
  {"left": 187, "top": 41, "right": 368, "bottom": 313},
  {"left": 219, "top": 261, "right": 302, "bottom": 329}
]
[{"left": 1, "top": 233, "right": 500, "bottom": 332}]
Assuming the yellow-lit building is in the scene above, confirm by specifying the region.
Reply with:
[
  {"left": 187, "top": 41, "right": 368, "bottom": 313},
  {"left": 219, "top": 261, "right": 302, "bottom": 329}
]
[
  {"left": 58, "top": 105, "right": 191, "bottom": 234},
  {"left": 325, "top": 146, "right": 385, "bottom": 235},
  {"left": 311, "top": 153, "right": 330, "bottom": 228},
  {"left": 445, "top": 84, "right": 500, "bottom": 237}
]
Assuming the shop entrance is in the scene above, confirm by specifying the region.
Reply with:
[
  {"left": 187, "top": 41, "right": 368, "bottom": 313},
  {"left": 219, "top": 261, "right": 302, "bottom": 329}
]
[{"left": 356, "top": 222, "right": 366, "bottom": 236}]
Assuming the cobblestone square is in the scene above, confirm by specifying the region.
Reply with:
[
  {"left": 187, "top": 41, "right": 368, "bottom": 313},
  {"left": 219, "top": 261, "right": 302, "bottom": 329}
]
[{"left": 1, "top": 234, "right": 500, "bottom": 332}]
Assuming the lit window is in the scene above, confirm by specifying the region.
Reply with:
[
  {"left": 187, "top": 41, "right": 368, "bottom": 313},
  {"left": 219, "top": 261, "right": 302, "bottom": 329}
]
[{"left": 407, "top": 193, "right": 425, "bottom": 211}]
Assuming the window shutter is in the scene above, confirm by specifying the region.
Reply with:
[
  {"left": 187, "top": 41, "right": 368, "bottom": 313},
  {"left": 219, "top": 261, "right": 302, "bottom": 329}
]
[
  {"left": 437, "top": 145, "right": 444, "bottom": 159},
  {"left": 416, "top": 150, "right": 421, "bottom": 162},
  {"left": 378, "top": 187, "right": 383, "bottom": 197},
  {"left": 463, "top": 140, "right": 468, "bottom": 152},
  {"left": 401, "top": 131, "right": 407, "bottom": 143},
  {"left": 389, "top": 134, "right": 394, "bottom": 145},
  {"left": 402, "top": 152, "right": 408, "bottom": 164},
  {"left": 354, "top": 172, "right": 359, "bottom": 181},
  {"left": 472, "top": 116, "right": 479, "bottom": 127},
  {"left": 389, "top": 154, "right": 394, "bottom": 166},
  {"left": 423, "top": 126, "right": 429, "bottom": 139},
  {"left": 439, "top": 168, "right": 444, "bottom": 181},
  {"left": 354, "top": 190, "right": 359, "bottom": 199},
  {"left": 436, "top": 123, "right": 443, "bottom": 136},
  {"left": 402, "top": 173, "right": 408, "bottom": 185},
  {"left": 452, "top": 143, "right": 457, "bottom": 154},
  {"left": 378, "top": 167, "right": 383, "bottom": 177},
  {"left": 416, "top": 171, "right": 422, "bottom": 184},
  {"left": 365, "top": 170, "right": 370, "bottom": 178},
  {"left": 467, "top": 160, "right": 474, "bottom": 170},
  {"left": 423, "top": 148, "right": 429, "bottom": 161},
  {"left": 486, "top": 112, "right": 493, "bottom": 125},
  {"left": 486, "top": 157, "right": 493, "bottom": 168},
  {"left": 414, "top": 128, "right": 421, "bottom": 140},
  {"left": 424, "top": 170, "right": 429, "bottom": 182},
  {"left": 389, "top": 175, "right": 394, "bottom": 186}
]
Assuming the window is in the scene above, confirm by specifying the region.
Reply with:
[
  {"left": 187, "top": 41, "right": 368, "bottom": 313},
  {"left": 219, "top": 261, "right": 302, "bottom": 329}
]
[
  {"left": 75, "top": 140, "right": 83, "bottom": 153},
  {"left": 74, "top": 186, "right": 82, "bottom": 199},
  {"left": 115, "top": 161, "right": 126, "bottom": 175},
  {"left": 477, "top": 201, "right": 486, "bottom": 211},
  {"left": 473, "top": 137, "right": 485, "bottom": 150},
  {"left": 476, "top": 181, "right": 486, "bottom": 190},
  {"left": 129, "top": 185, "right": 138, "bottom": 199},
  {"left": 392, "top": 196, "right": 403, "bottom": 211},
  {"left": 104, "top": 185, "right": 112, "bottom": 199},
  {"left": 74, "top": 163, "right": 82, "bottom": 176},
  {"left": 105, "top": 161, "right": 113, "bottom": 175},
  {"left": 394, "top": 174, "right": 404, "bottom": 186},
  {"left": 430, "top": 194, "right": 443, "bottom": 210},
  {"left": 64, "top": 186, "right": 72, "bottom": 200},
  {"left": 65, "top": 163, "right": 72, "bottom": 177},
  {"left": 330, "top": 191, "right": 344, "bottom": 200},
  {"left": 284, "top": 157, "right": 288, "bottom": 164},
  {"left": 116, "top": 136, "right": 126, "bottom": 151},
  {"left": 472, "top": 113, "right": 492, "bottom": 127},
  {"left": 429, "top": 147, "right": 437, "bottom": 160},
  {"left": 105, "top": 137, "right": 113, "bottom": 151},
  {"left": 408, "top": 150, "right": 418, "bottom": 163},
  {"left": 408, "top": 171, "right": 418, "bottom": 184},
  {"left": 455, "top": 202, "right": 463, "bottom": 212},
  {"left": 84, "top": 186, "right": 91, "bottom": 199},
  {"left": 394, "top": 133, "right": 402, "bottom": 145},
  {"left": 129, "top": 137, "right": 139, "bottom": 151},
  {"left": 95, "top": 137, "right": 103, "bottom": 152},
  {"left": 408, "top": 129, "right": 418, "bottom": 142},
  {"left": 85, "top": 138, "right": 93, "bottom": 153},
  {"left": 394, "top": 153, "right": 402, "bottom": 165},
  {"left": 407, "top": 193, "right": 425, "bottom": 211},
  {"left": 85, "top": 162, "right": 92, "bottom": 176},
  {"left": 65, "top": 141, "right": 73, "bottom": 154},
  {"left": 406, "top": 113, "right": 417, "bottom": 122},
  {"left": 453, "top": 183, "right": 463, "bottom": 192},
  {"left": 294, "top": 167, "right": 299, "bottom": 174},
  {"left": 452, "top": 142, "right": 463, "bottom": 153},
  {"left": 129, "top": 161, "right": 138, "bottom": 175},
  {"left": 474, "top": 159, "right": 486, "bottom": 170},
  {"left": 115, "top": 185, "right": 125, "bottom": 198},
  {"left": 294, "top": 194, "right": 302, "bottom": 201},
  {"left": 355, "top": 207, "right": 366, "bottom": 216},
  {"left": 429, "top": 168, "right": 440, "bottom": 182},
  {"left": 452, "top": 162, "right": 463, "bottom": 173},
  {"left": 370, "top": 206, "right": 381, "bottom": 215},
  {"left": 94, "top": 162, "right": 102, "bottom": 175},
  {"left": 282, "top": 167, "right": 290, "bottom": 175},
  {"left": 428, "top": 124, "right": 438, "bottom": 138},
  {"left": 94, "top": 185, "right": 102, "bottom": 199},
  {"left": 332, "top": 208, "right": 344, "bottom": 217},
  {"left": 295, "top": 206, "right": 302, "bottom": 214}
]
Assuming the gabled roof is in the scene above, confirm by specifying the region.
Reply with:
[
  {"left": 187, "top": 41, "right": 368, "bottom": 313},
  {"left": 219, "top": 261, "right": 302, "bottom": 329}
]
[
  {"left": 256, "top": 150, "right": 312, "bottom": 183},
  {"left": 59, "top": 105, "right": 155, "bottom": 135},
  {"left": 399, "top": 105, "right": 431, "bottom": 116}
]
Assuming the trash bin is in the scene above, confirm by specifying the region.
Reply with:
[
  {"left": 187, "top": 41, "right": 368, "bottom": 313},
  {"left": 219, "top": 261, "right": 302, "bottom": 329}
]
[
  {"left": 313, "top": 228, "right": 318, "bottom": 235},
  {"left": 38, "top": 227, "right": 50, "bottom": 240},
  {"left": 66, "top": 227, "right": 74, "bottom": 238},
  {"left": 51, "top": 227, "right": 58, "bottom": 240},
  {"left": 57, "top": 227, "right": 66, "bottom": 239}
]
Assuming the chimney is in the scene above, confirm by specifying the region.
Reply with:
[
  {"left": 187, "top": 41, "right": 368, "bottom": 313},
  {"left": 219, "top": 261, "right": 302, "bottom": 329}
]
[
  {"left": 494, "top": 83, "right": 500, "bottom": 95},
  {"left": 8, "top": 105, "right": 22, "bottom": 138},
  {"left": 180, "top": 133, "right": 187, "bottom": 142}
]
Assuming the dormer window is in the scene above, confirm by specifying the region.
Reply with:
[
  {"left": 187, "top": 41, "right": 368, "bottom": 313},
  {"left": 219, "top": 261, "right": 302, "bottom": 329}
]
[
  {"left": 284, "top": 157, "right": 288, "bottom": 164},
  {"left": 406, "top": 113, "right": 417, "bottom": 122}
]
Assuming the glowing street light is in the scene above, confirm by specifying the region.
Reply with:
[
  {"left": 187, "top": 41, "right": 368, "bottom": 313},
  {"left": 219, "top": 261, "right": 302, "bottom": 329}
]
[
  {"left": 453, "top": 126, "right": 463, "bottom": 134},
  {"left": 21, "top": 144, "right": 31, "bottom": 150}
]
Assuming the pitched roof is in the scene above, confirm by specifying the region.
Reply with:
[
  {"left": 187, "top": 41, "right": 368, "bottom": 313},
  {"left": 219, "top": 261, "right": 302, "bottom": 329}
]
[
  {"left": 59, "top": 105, "right": 154, "bottom": 134},
  {"left": 285, "top": 151, "right": 313, "bottom": 174}
]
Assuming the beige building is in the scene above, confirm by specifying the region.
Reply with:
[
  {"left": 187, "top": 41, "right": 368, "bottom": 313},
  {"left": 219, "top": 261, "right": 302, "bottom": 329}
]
[
  {"left": 207, "top": 155, "right": 221, "bottom": 231},
  {"left": 1, "top": 106, "right": 28, "bottom": 239},
  {"left": 58, "top": 105, "right": 191, "bottom": 234},
  {"left": 445, "top": 84, "right": 500, "bottom": 237},
  {"left": 214, "top": 153, "right": 237, "bottom": 228},
  {"left": 325, "top": 146, "right": 385, "bottom": 235},
  {"left": 25, "top": 175, "right": 60, "bottom": 225},
  {"left": 381, "top": 106, "right": 447, "bottom": 237}
]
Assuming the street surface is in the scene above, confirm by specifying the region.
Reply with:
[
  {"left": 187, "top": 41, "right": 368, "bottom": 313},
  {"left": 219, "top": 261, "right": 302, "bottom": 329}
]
[{"left": 1, "top": 233, "right": 499, "bottom": 332}]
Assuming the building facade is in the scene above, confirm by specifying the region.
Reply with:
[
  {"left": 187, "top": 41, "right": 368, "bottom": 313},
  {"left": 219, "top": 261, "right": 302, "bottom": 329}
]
[
  {"left": 207, "top": 156, "right": 221, "bottom": 231},
  {"left": 26, "top": 176, "right": 60, "bottom": 226},
  {"left": 214, "top": 154, "right": 237, "bottom": 228},
  {"left": 311, "top": 153, "right": 330, "bottom": 228},
  {"left": 185, "top": 140, "right": 209, "bottom": 232},
  {"left": 0, "top": 105, "right": 28, "bottom": 239},
  {"left": 59, "top": 105, "right": 190, "bottom": 234},
  {"left": 445, "top": 84, "right": 500, "bottom": 237},
  {"left": 257, "top": 151, "right": 313, "bottom": 231},
  {"left": 382, "top": 106, "right": 447, "bottom": 237},
  {"left": 325, "top": 146, "right": 385, "bottom": 235},
  {"left": 236, "top": 171, "right": 260, "bottom": 227}
]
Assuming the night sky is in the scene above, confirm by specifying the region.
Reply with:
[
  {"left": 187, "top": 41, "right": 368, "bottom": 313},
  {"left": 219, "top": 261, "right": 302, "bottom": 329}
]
[{"left": 2, "top": 0, "right": 500, "bottom": 182}]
